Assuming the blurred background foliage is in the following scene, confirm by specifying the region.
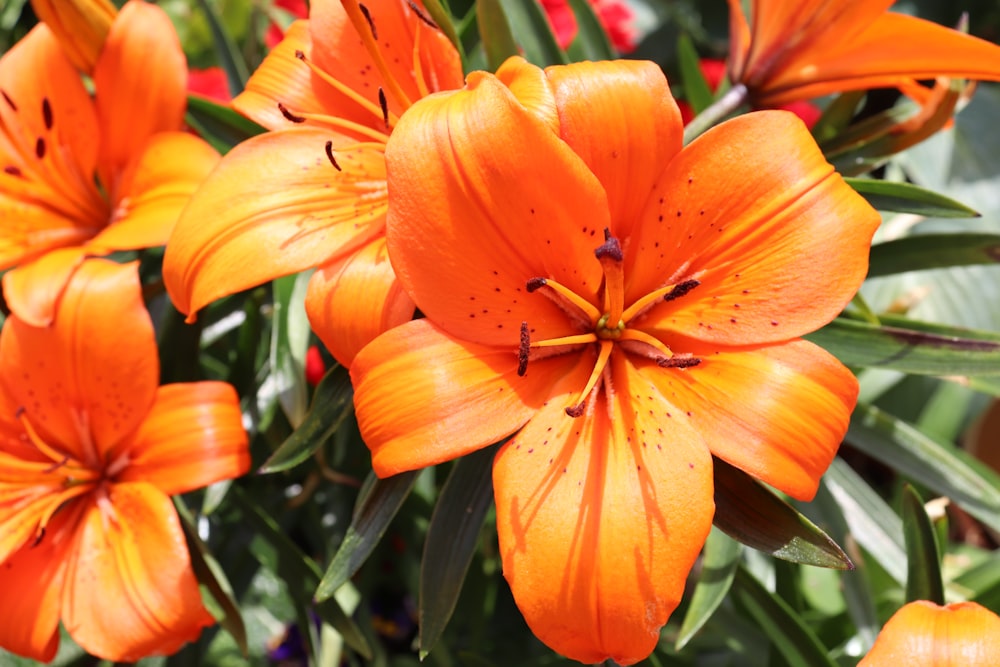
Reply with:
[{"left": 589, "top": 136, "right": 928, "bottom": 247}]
[{"left": 3, "top": 0, "right": 1000, "bottom": 666}]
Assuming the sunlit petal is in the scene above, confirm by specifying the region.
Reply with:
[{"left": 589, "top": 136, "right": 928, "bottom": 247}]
[{"left": 1, "top": 245, "right": 88, "bottom": 327}]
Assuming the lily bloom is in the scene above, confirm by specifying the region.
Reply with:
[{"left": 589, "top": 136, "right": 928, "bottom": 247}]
[
  {"left": 352, "top": 56, "right": 880, "bottom": 664},
  {"left": 0, "top": 0, "right": 220, "bottom": 327},
  {"left": 727, "top": 0, "right": 1000, "bottom": 107},
  {"left": 0, "top": 259, "right": 249, "bottom": 662},
  {"left": 540, "top": 0, "right": 638, "bottom": 53},
  {"left": 162, "top": 0, "right": 463, "bottom": 366},
  {"left": 29, "top": 0, "right": 116, "bottom": 73},
  {"left": 859, "top": 601, "right": 1000, "bottom": 666}
]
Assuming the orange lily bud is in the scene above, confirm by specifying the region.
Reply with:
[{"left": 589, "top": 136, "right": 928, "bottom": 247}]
[
  {"left": 29, "top": 0, "right": 117, "bottom": 73},
  {"left": 859, "top": 600, "right": 1000, "bottom": 666}
]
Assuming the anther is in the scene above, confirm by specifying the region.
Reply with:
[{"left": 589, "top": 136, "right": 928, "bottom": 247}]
[
  {"left": 378, "top": 88, "right": 389, "bottom": 128},
  {"left": 407, "top": 0, "right": 439, "bottom": 28},
  {"left": 594, "top": 228, "right": 623, "bottom": 261},
  {"left": 664, "top": 279, "right": 700, "bottom": 302},
  {"left": 1, "top": 89, "right": 15, "bottom": 111},
  {"left": 42, "top": 98, "right": 53, "bottom": 130},
  {"left": 35, "top": 137, "right": 45, "bottom": 159},
  {"left": 325, "top": 141, "right": 342, "bottom": 171},
  {"left": 657, "top": 356, "right": 702, "bottom": 369},
  {"left": 278, "top": 102, "right": 307, "bottom": 123},
  {"left": 3, "top": 165, "right": 22, "bottom": 177},
  {"left": 526, "top": 277, "right": 547, "bottom": 292},
  {"left": 565, "top": 404, "right": 586, "bottom": 418},
  {"left": 32, "top": 526, "right": 46, "bottom": 547},
  {"left": 517, "top": 321, "right": 530, "bottom": 376},
  {"left": 359, "top": 3, "right": 378, "bottom": 39},
  {"left": 295, "top": 49, "right": 306, "bottom": 61}
]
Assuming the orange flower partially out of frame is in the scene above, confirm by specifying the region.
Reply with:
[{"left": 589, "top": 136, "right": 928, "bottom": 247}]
[
  {"left": 29, "top": 0, "right": 116, "bottom": 73},
  {"left": 351, "top": 56, "right": 880, "bottom": 664},
  {"left": 0, "top": 0, "right": 220, "bottom": 327},
  {"left": 163, "top": 0, "right": 463, "bottom": 367},
  {"left": 727, "top": 0, "right": 1000, "bottom": 107},
  {"left": 0, "top": 259, "right": 250, "bottom": 662},
  {"left": 859, "top": 601, "right": 1000, "bottom": 666}
]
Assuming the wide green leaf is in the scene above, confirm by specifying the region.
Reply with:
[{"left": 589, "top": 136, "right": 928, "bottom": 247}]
[
  {"left": 713, "top": 458, "right": 852, "bottom": 570},
  {"left": 805, "top": 316, "right": 1000, "bottom": 376},
  {"left": 315, "top": 470, "right": 420, "bottom": 601},
  {"left": 497, "top": 0, "right": 568, "bottom": 66},
  {"left": 477, "top": 0, "right": 519, "bottom": 71},
  {"left": 419, "top": 446, "right": 496, "bottom": 658},
  {"left": 868, "top": 233, "right": 1000, "bottom": 278},
  {"left": 901, "top": 484, "right": 945, "bottom": 605},
  {"left": 270, "top": 272, "right": 312, "bottom": 427},
  {"left": 846, "top": 178, "right": 979, "bottom": 218},
  {"left": 676, "top": 33, "right": 714, "bottom": 116},
  {"left": 675, "top": 527, "right": 742, "bottom": 650}
]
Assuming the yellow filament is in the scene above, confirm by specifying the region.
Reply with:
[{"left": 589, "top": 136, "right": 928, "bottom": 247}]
[
  {"left": 34, "top": 483, "right": 94, "bottom": 537},
  {"left": 618, "top": 328, "right": 674, "bottom": 359},
  {"left": 339, "top": 0, "right": 414, "bottom": 113},
  {"left": 297, "top": 54, "right": 401, "bottom": 129},
  {"left": 567, "top": 340, "right": 614, "bottom": 415},
  {"left": 533, "top": 278, "right": 602, "bottom": 324},
  {"left": 287, "top": 110, "right": 391, "bottom": 143},
  {"left": 530, "top": 332, "right": 598, "bottom": 348},
  {"left": 621, "top": 279, "right": 698, "bottom": 322},
  {"left": 18, "top": 411, "right": 76, "bottom": 467}
]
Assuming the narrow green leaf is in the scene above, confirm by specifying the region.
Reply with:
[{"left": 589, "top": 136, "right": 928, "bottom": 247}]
[
  {"left": 194, "top": 0, "right": 249, "bottom": 95},
  {"left": 675, "top": 527, "right": 742, "bottom": 650},
  {"left": 676, "top": 33, "right": 714, "bottom": 115},
  {"left": 849, "top": 402, "right": 1000, "bottom": 535},
  {"left": 185, "top": 95, "right": 265, "bottom": 154},
  {"left": 497, "top": 0, "right": 568, "bottom": 66},
  {"left": 270, "top": 273, "right": 312, "bottom": 427},
  {"left": 868, "top": 233, "right": 1000, "bottom": 278},
  {"left": 258, "top": 365, "right": 354, "bottom": 474},
  {"left": 175, "top": 499, "right": 247, "bottom": 656},
  {"left": 713, "top": 458, "right": 852, "bottom": 570},
  {"left": 732, "top": 566, "right": 840, "bottom": 667},
  {"left": 315, "top": 470, "right": 420, "bottom": 601},
  {"left": 565, "top": 0, "right": 615, "bottom": 61},
  {"left": 419, "top": 446, "right": 497, "bottom": 658},
  {"left": 901, "top": 485, "right": 945, "bottom": 605},
  {"left": 846, "top": 178, "right": 979, "bottom": 218},
  {"left": 805, "top": 316, "right": 1000, "bottom": 376},
  {"left": 476, "top": 0, "right": 519, "bottom": 71},
  {"left": 811, "top": 90, "right": 865, "bottom": 144}
]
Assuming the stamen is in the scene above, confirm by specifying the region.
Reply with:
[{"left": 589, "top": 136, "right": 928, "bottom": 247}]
[
  {"left": 658, "top": 356, "right": 702, "bottom": 369},
  {"left": 17, "top": 408, "right": 73, "bottom": 465},
  {"left": 407, "top": 0, "right": 439, "bottom": 28},
  {"left": 339, "top": 0, "right": 414, "bottom": 111},
  {"left": 565, "top": 340, "right": 613, "bottom": 417},
  {"left": 35, "top": 137, "right": 45, "bottom": 159},
  {"left": 1, "top": 89, "right": 16, "bottom": 111},
  {"left": 530, "top": 332, "right": 598, "bottom": 349},
  {"left": 621, "top": 278, "right": 701, "bottom": 322},
  {"left": 41, "top": 98, "right": 53, "bottom": 130},
  {"left": 517, "top": 321, "right": 530, "bottom": 376},
  {"left": 294, "top": 50, "right": 400, "bottom": 129},
  {"left": 378, "top": 88, "right": 389, "bottom": 129},
  {"left": 277, "top": 105, "right": 391, "bottom": 143},
  {"left": 359, "top": 3, "right": 378, "bottom": 40},
  {"left": 595, "top": 229, "right": 625, "bottom": 325},
  {"left": 325, "top": 141, "right": 342, "bottom": 171},
  {"left": 278, "top": 102, "right": 307, "bottom": 123},
  {"left": 618, "top": 328, "right": 673, "bottom": 359},
  {"left": 525, "top": 277, "right": 601, "bottom": 324},
  {"left": 3, "top": 165, "right": 22, "bottom": 177}
]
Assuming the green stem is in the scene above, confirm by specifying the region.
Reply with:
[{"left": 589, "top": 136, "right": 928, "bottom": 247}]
[{"left": 682, "top": 83, "right": 749, "bottom": 145}]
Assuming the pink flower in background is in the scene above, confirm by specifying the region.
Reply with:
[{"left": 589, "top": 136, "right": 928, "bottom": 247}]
[
  {"left": 541, "top": 0, "right": 638, "bottom": 53},
  {"left": 186, "top": 66, "right": 231, "bottom": 102}
]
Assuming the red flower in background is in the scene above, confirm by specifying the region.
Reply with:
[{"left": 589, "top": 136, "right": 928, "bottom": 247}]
[
  {"left": 266, "top": 0, "right": 309, "bottom": 48},
  {"left": 187, "top": 66, "right": 232, "bottom": 103},
  {"left": 541, "top": 0, "right": 638, "bottom": 53}
]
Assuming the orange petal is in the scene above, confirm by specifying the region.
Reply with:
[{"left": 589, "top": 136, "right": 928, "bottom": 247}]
[
  {"left": 0, "top": 260, "right": 157, "bottom": 460},
  {"left": 494, "top": 352, "right": 713, "bottom": 665},
  {"left": 0, "top": 449, "right": 70, "bottom": 562},
  {"left": 859, "top": 600, "right": 1000, "bottom": 666},
  {"left": 494, "top": 56, "right": 560, "bottom": 134},
  {"left": 385, "top": 71, "right": 607, "bottom": 347},
  {"left": 1, "top": 245, "right": 88, "bottom": 327},
  {"left": 639, "top": 339, "right": 856, "bottom": 501},
  {"left": 88, "top": 132, "right": 220, "bottom": 253},
  {"left": 116, "top": 383, "right": 249, "bottom": 496},
  {"left": 61, "top": 482, "right": 213, "bottom": 662},
  {"left": 306, "top": 236, "right": 414, "bottom": 367},
  {"left": 162, "top": 128, "right": 386, "bottom": 317},
  {"left": 29, "top": 0, "right": 117, "bottom": 73},
  {"left": 543, "top": 60, "right": 683, "bottom": 237},
  {"left": 0, "top": 503, "right": 81, "bottom": 662},
  {"left": 351, "top": 318, "right": 583, "bottom": 476},
  {"left": 0, "top": 24, "right": 106, "bottom": 229},
  {"left": 627, "top": 110, "right": 879, "bottom": 346},
  {"left": 93, "top": 0, "right": 186, "bottom": 189}
]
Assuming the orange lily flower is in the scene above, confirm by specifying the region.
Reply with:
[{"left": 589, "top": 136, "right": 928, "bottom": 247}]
[
  {"left": 859, "top": 601, "right": 1000, "bottom": 666},
  {"left": 0, "top": 0, "right": 220, "bottom": 327},
  {"left": 727, "top": 0, "right": 1000, "bottom": 107},
  {"left": 29, "top": 0, "right": 116, "bottom": 73},
  {"left": 162, "top": 0, "right": 463, "bottom": 366},
  {"left": 0, "top": 259, "right": 249, "bottom": 662},
  {"left": 351, "top": 56, "right": 880, "bottom": 664}
]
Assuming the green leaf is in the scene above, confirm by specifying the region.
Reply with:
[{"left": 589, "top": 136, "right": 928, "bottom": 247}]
[
  {"left": 675, "top": 527, "right": 742, "bottom": 650},
  {"left": 194, "top": 0, "right": 249, "bottom": 95},
  {"left": 185, "top": 95, "right": 265, "bottom": 154},
  {"left": 315, "top": 469, "right": 420, "bottom": 601},
  {"left": 732, "top": 566, "right": 840, "bottom": 667},
  {"left": 805, "top": 316, "right": 1000, "bottom": 376},
  {"left": 713, "top": 458, "right": 852, "bottom": 570},
  {"left": 676, "top": 33, "right": 713, "bottom": 115},
  {"left": 175, "top": 499, "right": 247, "bottom": 656},
  {"left": 565, "top": 0, "right": 615, "bottom": 61},
  {"left": 901, "top": 485, "right": 945, "bottom": 605},
  {"left": 849, "top": 402, "right": 1000, "bottom": 535},
  {"left": 476, "top": 0, "right": 519, "bottom": 71},
  {"left": 419, "top": 446, "right": 496, "bottom": 658},
  {"left": 868, "top": 233, "right": 1000, "bottom": 277},
  {"left": 846, "top": 178, "right": 979, "bottom": 218},
  {"left": 497, "top": 0, "right": 568, "bottom": 67},
  {"left": 270, "top": 273, "right": 312, "bottom": 427},
  {"left": 811, "top": 90, "right": 865, "bottom": 144}
]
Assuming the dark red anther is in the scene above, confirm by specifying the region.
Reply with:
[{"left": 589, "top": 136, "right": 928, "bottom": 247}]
[
  {"left": 407, "top": 0, "right": 438, "bottom": 28},
  {"left": 325, "top": 141, "right": 342, "bottom": 171},
  {"left": 1, "top": 89, "right": 16, "bottom": 111},
  {"left": 663, "top": 279, "right": 700, "bottom": 302},
  {"left": 35, "top": 137, "right": 45, "bottom": 159},
  {"left": 294, "top": 49, "right": 306, "bottom": 60},
  {"left": 517, "top": 321, "right": 530, "bottom": 376},
  {"left": 3, "top": 165, "right": 22, "bottom": 177},
  {"left": 359, "top": 3, "right": 378, "bottom": 40},
  {"left": 378, "top": 88, "right": 389, "bottom": 128},
  {"left": 42, "top": 98, "right": 53, "bottom": 130},
  {"left": 278, "top": 102, "right": 306, "bottom": 123},
  {"left": 594, "top": 228, "right": 623, "bottom": 262},
  {"left": 565, "top": 404, "right": 586, "bottom": 418},
  {"left": 657, "top": 356, "right": 702, "bottom": 369},
  {"left": 526, "top": 277, "right": 547, "bottom": 292}
]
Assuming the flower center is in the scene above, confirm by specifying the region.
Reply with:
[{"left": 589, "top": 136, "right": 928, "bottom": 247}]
[{"left": 521, "top": 229, "right": 701, "bottom": 417}]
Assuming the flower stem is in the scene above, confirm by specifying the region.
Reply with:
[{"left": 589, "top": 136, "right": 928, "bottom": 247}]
[{"left": 683, "top": 83, "right": 749, "bottom": 145}]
